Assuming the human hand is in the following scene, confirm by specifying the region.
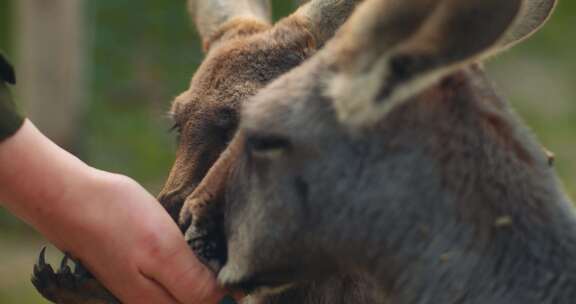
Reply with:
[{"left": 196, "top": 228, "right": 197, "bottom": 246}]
[
  {"left": 39, "top": 168, "right": 226, "bottom": 304},
  {"left": 0, "top": 121, "right": 225, "bottom": 303},
  {"left": 0, "top": 53, "right": 226, "bottom": 303}
]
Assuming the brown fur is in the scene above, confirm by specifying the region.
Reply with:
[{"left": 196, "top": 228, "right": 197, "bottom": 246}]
[
  {"left": 158, "top": 13, "right": 320, "bottom": 220},
  {"left": 204, "top": 19, "right": 271, "bottom": 51}
]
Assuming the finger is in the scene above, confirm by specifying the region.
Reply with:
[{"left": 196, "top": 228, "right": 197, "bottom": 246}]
[
  {"left": 89, "top": 261, "right": 181, "bottom": 304},
  {"left": 104, "top": 271, "right": 182, "bottom": 304},
  {"left": 146, "top": 241, "right": 225, "bottom": 304}
]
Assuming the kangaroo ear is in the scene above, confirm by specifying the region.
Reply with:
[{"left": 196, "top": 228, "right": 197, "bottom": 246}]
[
  {"left": 290, "top": 0, "right": 363, "bottom": 46},
  {"left": 326, "top": 0, "right": 523, "bottom": 126},
  {"left": 498, "top": 0, "right": 557, "bottom": 50},
  {"left": 188, "top": 0, "right": 272, "bottom": 52}
]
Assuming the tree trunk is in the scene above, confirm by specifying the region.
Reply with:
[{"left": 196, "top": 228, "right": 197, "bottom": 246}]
[{"left": 16, "top": 0, "right": 86, "bottom": 151}]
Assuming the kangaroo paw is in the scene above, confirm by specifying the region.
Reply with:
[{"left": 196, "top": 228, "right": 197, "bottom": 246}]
[{"left": 31, "top": 247, "right": 120, "bottom": 304}]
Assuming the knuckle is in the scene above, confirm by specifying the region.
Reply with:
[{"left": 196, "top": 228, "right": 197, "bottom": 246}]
[{"left": 141, "top": 232, "right": 167, "bottom": 261}]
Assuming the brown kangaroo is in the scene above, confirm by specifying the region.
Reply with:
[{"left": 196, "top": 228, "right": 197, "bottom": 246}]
[
  {"left": 157, "top": 0, "right": 362, "bottom": 221},
  {"left": 31, "top": 0, "right": 363, "bottom": 303},
  {"left": 178, "top": 0, "right": 573, "bottom": 303}
]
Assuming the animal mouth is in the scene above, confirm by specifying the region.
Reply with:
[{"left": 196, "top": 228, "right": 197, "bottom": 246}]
[
  {"left": 230, "top": 280, "right": 295, "bottom": 296},
  {"left": 186, "top": 223, "right": 297, "bottom": 295},
  {"left": 219, "top": 267, "right": 298, "bottom": 295}
]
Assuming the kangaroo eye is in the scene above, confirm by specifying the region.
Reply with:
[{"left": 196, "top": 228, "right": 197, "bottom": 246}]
[
  {"left": 169, "top": 122, "right": 183, "bottom": 143},
  {"left": 247, "top": 133, "right": 291, "bottom": 158},
  {"left": 170, "top": 123, "right": 182, "bottom": 134}
]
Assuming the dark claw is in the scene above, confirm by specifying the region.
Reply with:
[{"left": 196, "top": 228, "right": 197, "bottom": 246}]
[
  {"left": 59, "top": 254, "right": 72, "bottom": 275},
  {"left": 34, "top": 247, "right": 55, "bottom": 280},
  {"left": 31, "top": 246, "right": 119, "bottom": 304},
  {"left": 38, "top": 246, "right": 47, "bottom": 267},
  {"left": 73, "top": 258, "right": 82, "bottom": 274},
  {"left": 73, "top": 258, "right": 89, "bottom": 278},
  {"left": 32, "top": 247, "right": 58, "bottom": 302}
]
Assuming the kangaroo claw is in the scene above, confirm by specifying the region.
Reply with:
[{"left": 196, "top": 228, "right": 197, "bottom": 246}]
[{"left": 31, "top": 247, "right": 120, "bottom": 304}]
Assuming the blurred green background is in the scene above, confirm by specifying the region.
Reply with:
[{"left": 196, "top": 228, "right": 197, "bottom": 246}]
[{"left": 0, "top": 0, "right": 574, "bottom": 302}]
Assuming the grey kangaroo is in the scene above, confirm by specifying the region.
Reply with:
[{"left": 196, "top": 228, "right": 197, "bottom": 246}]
[{"left": 178, "top": 0, "right": 574, "bottom": 303}]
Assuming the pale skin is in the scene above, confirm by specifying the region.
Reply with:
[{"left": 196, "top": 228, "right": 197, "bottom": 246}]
[{"left": 0, "top": 120, "right": 225, "bottom": 304}]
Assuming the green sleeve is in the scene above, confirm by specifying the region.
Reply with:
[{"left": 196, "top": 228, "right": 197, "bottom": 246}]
[{"left": 0, "top": 53, "right": 24, "bottom": 142}]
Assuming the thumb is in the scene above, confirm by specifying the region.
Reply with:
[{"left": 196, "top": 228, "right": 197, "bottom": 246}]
[{"left": 143, "top": 238, "right": 226, "bottom": 304}]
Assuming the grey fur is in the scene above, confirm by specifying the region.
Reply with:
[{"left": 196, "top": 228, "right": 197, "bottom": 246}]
[
  {"left": 180, "top": 0, "right": 571, "bottom": 303},
  {"left": 295, "top": 0, "right": 362, "bottom": 46},
  {"left": 500, "top": 0, "right": 558, "bottom": 49}
]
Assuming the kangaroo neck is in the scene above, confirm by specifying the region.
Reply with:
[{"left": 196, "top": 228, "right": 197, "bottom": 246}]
[
  {"left": 343, "top": 67, "right": 576, "bottom": 303},
  {"left": 370, "top": 193, "right": 576, "bottom": 304}
]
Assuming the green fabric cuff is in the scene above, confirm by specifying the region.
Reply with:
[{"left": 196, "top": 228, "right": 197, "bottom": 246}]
[{"left": 0, "top": 53, "right": 24, "bottom": 142}]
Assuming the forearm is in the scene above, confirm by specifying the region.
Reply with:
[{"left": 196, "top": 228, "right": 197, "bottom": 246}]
[
  {"left": 0, "top": 120, "right": 93, "bottom": 234},
  {"left": 0, "top": 53, "right": 87, "bottom": 240}
]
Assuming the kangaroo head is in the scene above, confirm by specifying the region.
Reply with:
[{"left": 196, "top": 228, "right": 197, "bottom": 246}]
[
  {"left": 158, "top": 0, "right": 362, "bottom": 220},
  {"left": 180, "top": 0, "right": 565, "bottom": 299}
]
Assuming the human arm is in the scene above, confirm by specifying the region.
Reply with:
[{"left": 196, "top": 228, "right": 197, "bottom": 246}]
[{"left": 0, "top": 55, "right": 224, "bottom": 304}]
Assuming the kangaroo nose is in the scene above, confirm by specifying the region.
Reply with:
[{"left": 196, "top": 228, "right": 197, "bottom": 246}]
[{"left": 184, "top": 215, "right": 228, "bottom": 274}]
